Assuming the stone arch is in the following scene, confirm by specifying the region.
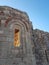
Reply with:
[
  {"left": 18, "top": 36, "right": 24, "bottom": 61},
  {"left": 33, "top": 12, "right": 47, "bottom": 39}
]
[
  {"left": 6, "top": 19, "right": 28, "bottom": 57},
  {"left": 5, "top": 16, "right": 29, "bottom": 32},
  {"left": 7, "top": 19, "right": 27, "bottom": 32}
]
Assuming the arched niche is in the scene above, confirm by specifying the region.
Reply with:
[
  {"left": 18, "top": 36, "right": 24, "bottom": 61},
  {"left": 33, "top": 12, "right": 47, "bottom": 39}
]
[{"left": 5, "top": 19, "right": 29, "bottom": 58}]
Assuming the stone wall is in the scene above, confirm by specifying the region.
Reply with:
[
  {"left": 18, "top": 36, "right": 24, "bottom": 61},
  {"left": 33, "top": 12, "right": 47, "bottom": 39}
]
[
  {"left": 0, "top": 6, "right": 35, "bottom": 65},
  {"left": 32, "top": 29, "right": 49, "bottom": 65},
  {"left": 0, "top": 6, "right": 49, "bottom": 65}
]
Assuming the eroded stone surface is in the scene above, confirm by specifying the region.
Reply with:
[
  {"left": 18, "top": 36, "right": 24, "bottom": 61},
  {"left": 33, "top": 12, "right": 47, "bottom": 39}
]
[
  {"left": 33, "top": 29, "right": 49, "bottom": 65},
  {"left": 0, "top": 6, "right": 34, "bottom": 65},
  {"left": 0, "top": 6, "right": 49, "bottom": 65}
]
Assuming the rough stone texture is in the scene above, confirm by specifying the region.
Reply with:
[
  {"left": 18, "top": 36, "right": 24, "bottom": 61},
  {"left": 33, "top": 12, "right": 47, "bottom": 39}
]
[
  {"left": 33, "top": 29, "right": 49, "bottom": 65},
  {"left": 0, "top": 6, "right": 49, "bottom": 65},
  {"left": 0, "top": 6, "right": 35, "bottom": 65}
]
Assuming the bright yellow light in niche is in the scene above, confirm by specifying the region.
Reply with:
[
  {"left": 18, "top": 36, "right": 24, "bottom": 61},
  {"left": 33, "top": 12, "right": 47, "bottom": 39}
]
[{"left": 14, "top": 29, "right": 20, "bottom": 47}]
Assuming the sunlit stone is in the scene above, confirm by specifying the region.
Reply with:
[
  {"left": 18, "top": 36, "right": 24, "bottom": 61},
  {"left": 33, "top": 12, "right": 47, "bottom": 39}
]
[
  {"left": 1, "top": 20, "right": 6, "bottom": 24},
  {"left": 0, "top": 30, "right": 3, "bottom": 34}
]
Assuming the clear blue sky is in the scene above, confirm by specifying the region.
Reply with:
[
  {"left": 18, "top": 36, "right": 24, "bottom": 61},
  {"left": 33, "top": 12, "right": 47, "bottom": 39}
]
[{"left": 0, "top": 0, "right": 49, "bottom": 32}]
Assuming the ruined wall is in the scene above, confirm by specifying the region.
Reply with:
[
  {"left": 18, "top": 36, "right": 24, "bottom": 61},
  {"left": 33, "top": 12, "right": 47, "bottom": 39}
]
[
  {"left": 33, "top": 29, "right": 49, "bottom": 65},
  {"left": 0, "top": 6, "right": 49, "bottom": 65},
  {"left": 0, "top": 6, "right": 35, "bottom": 65}
]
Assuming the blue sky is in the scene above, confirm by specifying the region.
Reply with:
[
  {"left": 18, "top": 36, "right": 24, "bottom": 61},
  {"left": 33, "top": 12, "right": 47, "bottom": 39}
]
[{"left": 0, "top": 0, "right": 49, "bottom": 32}]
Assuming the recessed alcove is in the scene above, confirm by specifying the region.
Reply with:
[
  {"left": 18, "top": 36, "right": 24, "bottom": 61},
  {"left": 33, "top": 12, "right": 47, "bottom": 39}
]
[{"left": 14, "top": 29, "right": 20, "bottom": 47}]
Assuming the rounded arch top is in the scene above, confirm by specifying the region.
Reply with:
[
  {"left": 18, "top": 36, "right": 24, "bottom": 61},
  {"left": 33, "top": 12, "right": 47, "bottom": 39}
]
[{"left": 0, "top": 6, "right": 33, "bottom": 32}]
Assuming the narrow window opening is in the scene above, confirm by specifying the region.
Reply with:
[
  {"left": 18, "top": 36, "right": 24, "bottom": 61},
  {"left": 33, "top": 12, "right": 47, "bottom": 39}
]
[{"left": 14, "top": 29, "right": 20, "bottom": 47}]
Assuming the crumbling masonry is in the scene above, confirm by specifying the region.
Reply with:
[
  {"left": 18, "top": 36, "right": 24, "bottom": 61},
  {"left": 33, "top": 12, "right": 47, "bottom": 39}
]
[{"left": 0, "top": 6, "right": 49, "bottom": 65}]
